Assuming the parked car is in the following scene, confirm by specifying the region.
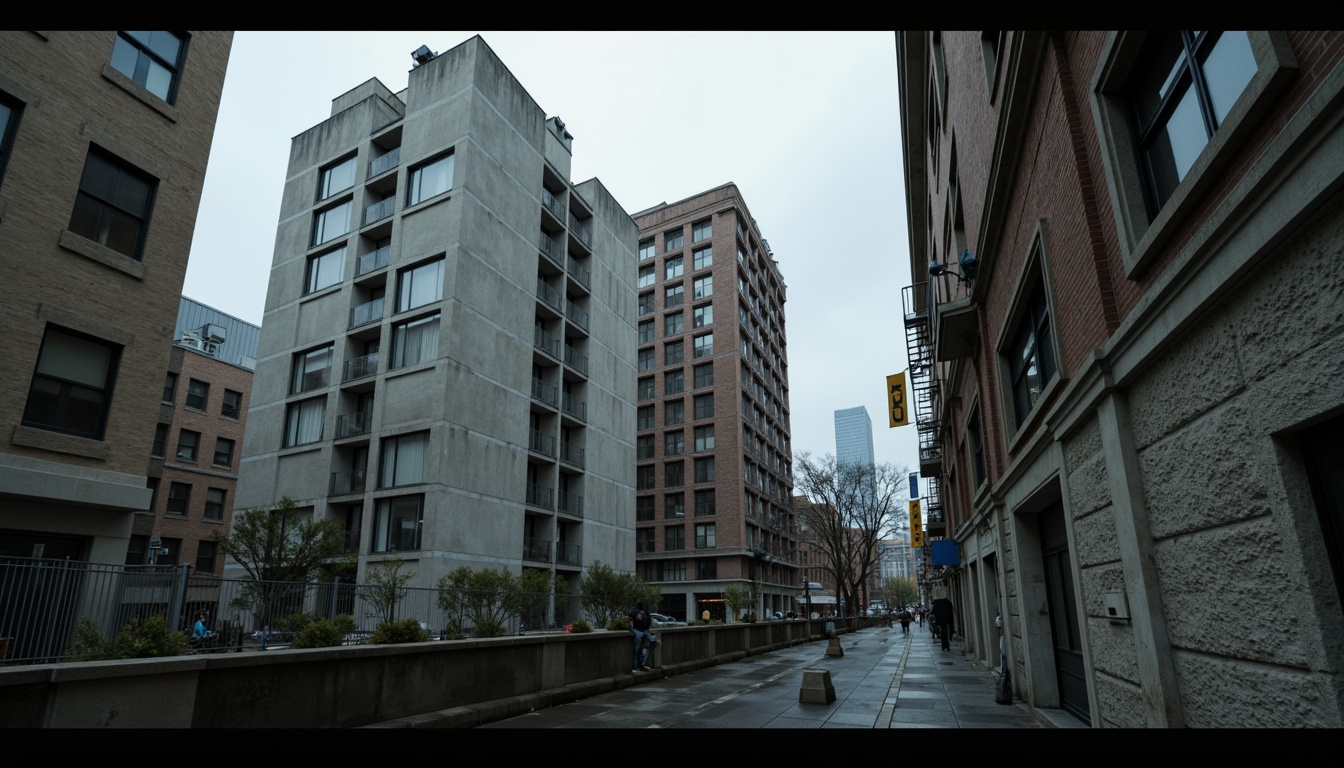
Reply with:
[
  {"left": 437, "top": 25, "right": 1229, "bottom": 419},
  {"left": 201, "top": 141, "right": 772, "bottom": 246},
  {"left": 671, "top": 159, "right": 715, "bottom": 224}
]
[{"left": 649, "top": 613, "right": 686, "bottom": 627}]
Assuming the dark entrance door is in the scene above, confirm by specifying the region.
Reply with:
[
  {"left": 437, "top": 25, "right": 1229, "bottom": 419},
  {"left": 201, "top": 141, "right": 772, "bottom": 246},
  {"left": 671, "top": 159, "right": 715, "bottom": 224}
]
[{"left": 1039, "top": 506, "right": 1090, "bottom": 723}]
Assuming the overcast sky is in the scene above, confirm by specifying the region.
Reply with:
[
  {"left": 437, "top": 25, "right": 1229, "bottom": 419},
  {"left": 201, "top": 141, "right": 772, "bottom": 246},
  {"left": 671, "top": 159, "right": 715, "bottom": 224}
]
[{"left": 183, "top": 31, "right": 920, "bottom": 477}]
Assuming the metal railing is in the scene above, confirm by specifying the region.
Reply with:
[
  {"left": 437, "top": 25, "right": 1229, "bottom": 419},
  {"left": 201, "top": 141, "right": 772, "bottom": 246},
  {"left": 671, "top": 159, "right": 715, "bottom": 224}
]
[
  {"left": 538, "top": 231, "right": 562, "bottom": 266},
  {"left": 534, "top": 326, "right": 560, "bottom": 358},
  {"left": 567, "top": 212, "right": 592, "bottom": 249},
  {"left": 529, "top": 429, "right": 556, "bottom": 457},
  {"left": 369, "top": 147, "right": 400, "bottom": 178},
  {"left": 541, "top": 188, "right": 566, "bottom": 220},
  {"left": 531, "top": 377, "right": 558, "bottom": 407},
  {"left": 564, "top": 345, "right": 588, "bottom": 376},
  {"left": 336, "top": 411, "right": 373, "bottom": 439},
  {"left": 561, "top": 392, "right": 586, "bottom": 421},
  {"left": 363, "top": 197, "right": 395, "bottom": 226},
  {"left": 330, "top": 468, "right": 367, "bottom": 495},
  {"left": 522, "top": 537, "right": 552, "bottom": 563},
  {"left": 357, "top": 245, "right": 390, "bottom": 277},
  {"left": 343, "top": 352, "right": 378, "bottom": 382},
  {"left": 565, "top": 302, "right": 588, "bottom": 332},
  {"left": 349, "top": 297, "right": 384, "bottom": 329},
  {"left": 558, "top": 491, "right": 584, "bottom": 518},
  {"left": 556, "top": 542, "right": 582, "bottom": 566},
  {"left": 536, "top": 279, "right": 563, "bottom": 313},
  {"left": 566, "top": 256, "right": 590, "bottom": 289},
  {"left": 526, "top": 482, "right": 554, "bottom": 510},
  {"left": 560, "top": 441, "right": 585, "bottom": 468}
]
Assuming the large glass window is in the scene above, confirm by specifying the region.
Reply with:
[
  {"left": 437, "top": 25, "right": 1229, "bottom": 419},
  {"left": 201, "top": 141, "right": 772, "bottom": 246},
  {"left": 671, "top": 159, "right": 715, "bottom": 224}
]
[
  {"left": 204, "top": 488, "right": 225, "bottom": 521},
  {"left": 692, "top": 219, "right": 712, "bottom": 243},
  {"left": 665, "top": 399, "right": 684, "bottom": 426},
  {"left": 408, "top": 153, "right": 454, "bottom": 206},
  {"left": 695, "top": 457, "right": 715, "bottom": 483},
  {"left": 693, "top": 303, "right": 713, "bottom": 329},
  {"left": 284, "top": 396, "right": 325, "bottom": 447},
  {"left": 637, "top": 405, "right": 654, "bottom": 431},
  {"left": 665, "top": 312, "right": 684, "bottom": 337},
  {"left": 694, "top": 425, "right": 715, "bottom": 452},
  {"left": 222, "top": 389, "right": 243, "bottom": 419},
  {"left": 637, "top": 527, "right": 656, "bottom": 552},
  {"left": 665, "top": 461, "right": 684, "bottom": 487},
  {"left": 638, "top": 265, "right": 655, "bottom": 288},
  {"left": 665, "top": 340, "right": 684, "bottom": 365},
  {"left": 68, "top": 148, "right": 156, "bottom": 259},
  {"left": 693, "top": 333, "right": 714, "bottom": 359},
  {"left": 374, "top": 495, "right": 423, "bottom": 552},
  {"left": 151, "top": 423, "right": 168, "bottom": 457},
  {"left": 162, "top": 371, "right": 177, "bottom": 404},
  {"left": 306, "top": 248, "right": 344, "bottom": 294},
  {"left": 637, "top": 496, "right": 655, "bottom": 522},
  {"left": 391, "top": 314, "right": 439, "bottom": 369},
  {"left": 195, "top": 540, "right": 218, "bottom": 573},
  {"left": 665, "top": 525, "right": 685, "bottom": 551},
  {"left": 665, "top": 284, "right": 685, "bottom": 308},
  {"left": 22, "top": 326, "right": 120, "bottom": 439},
  {"left": 693, "top": 393, "right": 714, "bottom": 420},
  {"left": 664, "top": 229, "right": 683, "bottom": 252},
  {"left": 693, "top": 247, "right": 712, "bottom": 271},
  {"left": 185, "top": 378, "right": 208, "bottom": 410},
  {"left": 638, "top": 348, "right": 655, "bottom": 372},
  {"left": 638, "top": 376, "right": 655, "bottom": 400},
  {"left": 291, "top": 345, "right": 333, "bottom": 394},
  {"left": 398, "top": 257, "right": 444, "bottom": 312},
  {"left": 693, "top": 362, "right": 714, "bottom": 389},
  {"left": 110, "top": 31, "right": 185, "bottom": 103},
  {"left": 637, "top": 465, "right": 656, "bottom": 490},
  {"left": 1007, "top": 285, "right": 1055, "bottom": 426},
  {"left": 693, "top": 275, "right": 713, "bottom": 300},
  {"left": 175, "top": 429, "right": 199, "bottom": 462},
  {"left": 697, "top": 558, "right": 717, "bottom": 579},
  {"left": 637, "top": 434, "right": 655, "bottom": 459},
  {"left": 380, "top": 431, "right": 428, "bottom": 488},
  {"left": 213, "top": 437, "right": 234, "bottom": 467},
  {"left": 639, "top": 292, "right": 654, "bottom": 316},
  {"left": 318, "top": 154, "right": 357, "bottom": 201},
  {"left": 695, "top": 489, "right": 716, "bottom": 517},
  {"left": 166, "top": 482, "right": 190, "bottom": 516},
  {"left": 695, "top": 523, "right": 716, "bottom": 549},
  {"left": 665, "top": 430, "right": 684, "bottom": 456},
  {"left": 639, "top": 238, "right": 655, "bottom": 261},
  {"left": 639, "top": 319, "right": 655, "bottom": 344},
  {"left": 665, "top": 492, "right": 685, "bottom": 519},
  {"left": 666, "top": 370, "right": 684, "bottom": 395},
  {"left": 312, "top": 199, "right": 352, "bottom": 247},
  {"left": 665, "top": 256, "right": 684, "bottom": 280}
]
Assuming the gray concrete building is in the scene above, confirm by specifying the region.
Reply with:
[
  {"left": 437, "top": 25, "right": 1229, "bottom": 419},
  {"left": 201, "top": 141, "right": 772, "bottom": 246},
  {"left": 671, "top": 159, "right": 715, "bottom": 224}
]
[
  {"left": 632, "top": 184, "right": 798, "bottom": 622},
  {"left": 236, "top": 37, "right": 637, "bottom": 608},
  {"left": 0, "top": 31, "right": 232, "bottom": 565}
]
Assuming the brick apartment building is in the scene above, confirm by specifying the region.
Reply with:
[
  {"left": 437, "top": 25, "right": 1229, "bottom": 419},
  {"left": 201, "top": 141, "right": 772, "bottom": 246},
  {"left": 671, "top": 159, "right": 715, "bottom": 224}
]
[
  {"left": 632, "top": 184, "right": 798, "bottom": 622},
  {"left": 898, "top": 31, "right": 1344, "bottom": 726}
]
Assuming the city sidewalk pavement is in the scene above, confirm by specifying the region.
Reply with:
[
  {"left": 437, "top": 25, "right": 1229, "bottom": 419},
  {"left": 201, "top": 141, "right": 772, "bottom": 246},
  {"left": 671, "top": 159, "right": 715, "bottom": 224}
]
[{"left": 479, "top": 622, "right": 1048, "bottom": 729}]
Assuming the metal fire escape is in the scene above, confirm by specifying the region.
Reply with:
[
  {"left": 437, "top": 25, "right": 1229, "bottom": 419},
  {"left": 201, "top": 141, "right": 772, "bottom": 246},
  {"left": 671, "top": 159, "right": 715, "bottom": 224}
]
[{"left": 901, "top": 283, "right": 943, "bottom": 532}]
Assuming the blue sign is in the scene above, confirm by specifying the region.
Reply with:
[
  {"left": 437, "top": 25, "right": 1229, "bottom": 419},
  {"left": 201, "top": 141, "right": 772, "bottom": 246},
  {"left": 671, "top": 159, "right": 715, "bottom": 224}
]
[
  {"left": 931, "top": 540, "right": 960, "bottom": 566},
  {"left": 909, "top": 472, "right": 920, "bottom": 500}
]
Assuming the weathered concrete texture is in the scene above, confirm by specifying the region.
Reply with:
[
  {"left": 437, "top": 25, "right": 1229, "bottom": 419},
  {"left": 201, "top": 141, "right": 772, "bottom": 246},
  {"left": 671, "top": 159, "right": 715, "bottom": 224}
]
[
  {"left": 1067, "top": 453, "right": 1112, "bottom": 519},
  {"left": 1127, "top": 307, "right": 1243, "bottom": 451},
  {"left": 1228, "top": 201, "right": 1344, "bottom": 385},
  {"left": 1137, "top": 399, "right": 1277, "bottom": 539},
  {"left": 1173, "top": 651, "right": 1344, "bottom": 727},
  {"left": 1154, "top": 516, "right": 1316, "bottom": 665},
  {"left": 1083, "top": 617, "right": 1140, "bottom": 686},
  {"left": 1077, "top": 561, "right": 1127, "bottom": 626},
  {"left": 1061, "top": 414, "right": 1102, "bottom": 474},
  {"left": 1093, "top": 670, "right": 1146, "bottom": 728},
  {"left": 1071, "top": 505, "right": 1119, "bottom": 567}
]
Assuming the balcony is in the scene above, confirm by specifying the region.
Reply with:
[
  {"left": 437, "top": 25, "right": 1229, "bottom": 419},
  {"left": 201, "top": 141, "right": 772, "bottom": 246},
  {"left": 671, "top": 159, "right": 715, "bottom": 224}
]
[
  {"left": 560, "top": 441, "right": 585, "bottom": 468},
  {"left": 564, "top": 345, "right": 588, "bottom": 376},
  {"left": 526, "top": 483, "right": 554, "bottom": 511},
  {"left": 529, "top": 429, "right": 557, "bottom": 458},
  {"left": 356, "top": 245, "right": 389, "bottom": 277},
  {"left": 536, "top": 278, "right": 564, "bottom": 313},
  {"left": 556, "top": 541, "right": 581, "bottom": 566},
  {"left": 541, "top": 187, "right": 566, "bottom": 221},
  {"left": 534, "top": 326, "right": 560, "bottom": 358},
  {"left": 538, "top": 231, "right": 563, "bottom": 269},
  {"left": 531, "top": 377, "right": 558, "bottom": 407},
  {"left": 369, "top": 147, "right": 400, "bottom": 178},
  {"left": 349, "top": 297, "right": 384, "bottom": 329},
  {"left": 363, "top": 196, "right": 395, "bottom": 226},
  {"left": 567, "top": 212, "right": 592, "bottom": 250},
  {"left": 558, "top": 491, "right": 584, "bottom": 518},
  {"left": 565, "top": 302, "right": 588, "bottom": 332},
  {"left": 336, "top": 410, "right": 372, "bottom": 439},
  {"left": 561, "top": 392, "right": 586, "bottom": 421},
  {"left": 343, "top": 352, "right": 379, "bottom": 383},
  {"left": 566, "top": 256, "right": 590, "bottom": 290},
  {"left": 330, "top": 468, "right": 367, "bottom": 496},
  {"left": 523, "top": 536, "right": 552, "bottom": 563},
  {"left": 341, "top": 529, "right": 361, "bottom": 555}
]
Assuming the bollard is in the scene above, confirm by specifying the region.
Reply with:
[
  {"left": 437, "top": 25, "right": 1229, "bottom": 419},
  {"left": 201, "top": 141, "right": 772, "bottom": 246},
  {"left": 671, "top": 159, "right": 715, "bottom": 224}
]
[
  {"left": 799, "top": 668, "right": 836, "bottom": 704},
  {"left": 826, "top": 634, "right": 844, "bottom": 658}
]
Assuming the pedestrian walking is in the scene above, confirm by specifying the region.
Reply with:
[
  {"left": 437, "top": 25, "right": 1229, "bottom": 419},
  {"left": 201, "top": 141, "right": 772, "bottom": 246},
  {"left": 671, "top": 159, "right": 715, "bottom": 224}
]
[
  {"left": 627, "top": 601, "right": 655, "bottom": 672},
  {"left": 931, "top": 597, "right": 954, "bottom": 651},
  {"left": 899, "top": 610, "right": 912, "bottom": 635}
]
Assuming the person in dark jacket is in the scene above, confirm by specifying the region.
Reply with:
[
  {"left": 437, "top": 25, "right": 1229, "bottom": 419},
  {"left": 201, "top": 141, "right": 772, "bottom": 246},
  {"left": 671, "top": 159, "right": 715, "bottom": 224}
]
[
  {"left": 931, "top": 597, "right": 954, "bottom": 651},
  {"left": 627, "top": 602, "right": 655, "bottom": 672}
]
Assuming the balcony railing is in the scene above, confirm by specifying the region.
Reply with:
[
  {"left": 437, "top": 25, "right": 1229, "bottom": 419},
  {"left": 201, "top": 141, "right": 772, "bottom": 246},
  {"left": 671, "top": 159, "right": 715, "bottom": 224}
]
[
  {"left": 536, "top": 278, "right": 563, "bottom": 313},
  {"left": 565, "top": 302, "right": 588, "bottom": 332},
  {"left": 564, "top": 345, "right": 588, "bottom": 376},
  {"left": 567, "top": 212, "right": 592, "bottom": 249},
  {"left": 531, "top": 377, "right": 558, "bottom": 407},
  {"left": 556, "top": 541, "right": 581, "bottom": 565},
  {"left": 341, "top": 529, "right": 361, "bottom": 554},
  {"left": 541, "top": 188, "right": 566, "bottom": 220},
  {"left": 534, "top": 326, "right": 560, "bottom": 358},
  {"left": 561, "top": 392, "right": 586, "bottom": 421},
  {"left": 529, "top": 429, "right": 556, "bottom": 457},
  {"left": 566, "top": 256, "right": 590, "bottom": 289},
  {"left": 349, "top": 297, "right": 384, "bottom": 329},
  {"left": 363, "top": 197, "right": 395, "bottom": 226},
  {"left": 558, "top": 492, "right": 584, "bottom": 518},
  {"left": 330, "top": 468, "right": 367, "bottom": 496},
  {"left": 356, "top": 245, "right": 390, "bottom": 277},
  {"left": 369, "top": 146, "right": 400, "bottom": 177},
  {"left": 523, "top": 536, "right": 552, "bottom": 563},
  {"left": 343, "top": 352, "right": 378, "bottom": 382},
  {"left": 336, "top": 410, "right": 373, "bottom": 439},
  {"left": 560, "top": 441, "right": 585, "bottom": 468},
  {"left": 526, "top": 483, "right": 554, "bottom": 510}
]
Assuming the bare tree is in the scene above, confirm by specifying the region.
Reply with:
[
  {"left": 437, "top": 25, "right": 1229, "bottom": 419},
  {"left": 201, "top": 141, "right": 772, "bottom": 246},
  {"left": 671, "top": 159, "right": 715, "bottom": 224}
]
[{"left": 793, "top": 454, "right": 908, "bottom": 618}]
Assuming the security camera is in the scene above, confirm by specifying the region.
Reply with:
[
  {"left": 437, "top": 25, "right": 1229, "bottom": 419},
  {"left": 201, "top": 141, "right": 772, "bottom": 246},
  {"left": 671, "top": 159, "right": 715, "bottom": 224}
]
[{"left": 929, "top": 262, "right": 947, "bottom": 277}]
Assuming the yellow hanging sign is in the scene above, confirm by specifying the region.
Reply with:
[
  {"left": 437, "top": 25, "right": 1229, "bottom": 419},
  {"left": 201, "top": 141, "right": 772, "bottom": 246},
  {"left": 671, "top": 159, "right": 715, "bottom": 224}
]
[
  {"left": 887, "top": 372, "right": 909, "bottom": 428},
  {"left": 909, "top": 499, "right": 924, "bottom": 548}
]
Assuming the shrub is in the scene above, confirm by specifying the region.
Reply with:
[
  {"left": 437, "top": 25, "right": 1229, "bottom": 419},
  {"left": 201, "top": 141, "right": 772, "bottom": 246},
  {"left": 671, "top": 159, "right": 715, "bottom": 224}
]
[
  {"left": 568, "top": 619, "right": 592, "bottom": 633},
  {"left": 472, "top": 618, "right": 507, "bottom": 638},
  {"left": 606, "top": 614, "right": 631, "bottom": 632},
  {"left": 371, "top": 617, "right": 429, "bottom": 644},
  {"left": 332, "top": 614, "right": 357, "bottom": 636},
  {"left": 68, "top": 615, "right": 188, "bottom": 661},
  {"left": 444, "top": 620, "right": 463, "bottom": 639}
]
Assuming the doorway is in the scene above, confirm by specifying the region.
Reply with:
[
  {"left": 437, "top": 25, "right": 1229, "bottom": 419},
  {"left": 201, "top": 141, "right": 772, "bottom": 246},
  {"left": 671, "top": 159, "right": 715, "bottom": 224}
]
[{"left": 1039, "top": 504, "right": 1089, "bottom": 722}]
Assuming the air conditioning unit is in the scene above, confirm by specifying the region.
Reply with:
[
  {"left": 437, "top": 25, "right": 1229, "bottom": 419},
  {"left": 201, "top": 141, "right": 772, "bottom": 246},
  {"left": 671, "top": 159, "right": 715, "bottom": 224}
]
[{"left": 179, "top": 332, "right": 205, "bottom": 351}]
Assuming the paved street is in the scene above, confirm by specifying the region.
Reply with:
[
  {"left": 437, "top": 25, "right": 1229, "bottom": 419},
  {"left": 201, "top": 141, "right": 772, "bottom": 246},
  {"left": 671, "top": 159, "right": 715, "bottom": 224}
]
[{"left": 481, "top": 622, "right": 1056, "bottom": 729}]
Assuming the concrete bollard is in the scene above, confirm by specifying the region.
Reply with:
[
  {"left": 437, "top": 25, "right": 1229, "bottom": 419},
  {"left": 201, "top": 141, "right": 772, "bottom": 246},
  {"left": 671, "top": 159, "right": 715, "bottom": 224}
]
[
  {"left": 799, "top": 668, "right": 836, "bottom": 704},
  {"left": 826, "top": 635, "right": 844, "bottom": 658}
]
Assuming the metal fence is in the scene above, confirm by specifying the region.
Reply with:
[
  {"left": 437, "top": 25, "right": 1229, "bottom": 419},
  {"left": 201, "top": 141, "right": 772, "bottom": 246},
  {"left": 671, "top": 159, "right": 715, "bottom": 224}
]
[{"left": 0, "top": 556, "right": 592, "bottom": 666}]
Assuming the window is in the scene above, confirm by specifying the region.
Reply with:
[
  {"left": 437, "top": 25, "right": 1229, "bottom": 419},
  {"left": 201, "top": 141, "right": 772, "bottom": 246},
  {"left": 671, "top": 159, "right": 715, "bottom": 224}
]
[
  {"left": 638, "top": 319, "right": 655, "bottom": 344},
  {"left": 174, "top": 429, "right": 199, "bottom": 462},
  {"left": 166, "top": 482, "right": 190, "bottom": 516},
  {"left": 695, "top": 457, "right": 715, "bottom": 483},
  {"left": 665, "top": 340, "right": 684, "bottom": 365},
  {"left": 968, "top": 407, "right": 987, "bottom": 487},
  {"left": 665, "top": 525, "right": 685, "bottom": 550},
  {"left": 110, "top": 31, "right": 185, "bottom": 103},
  {"left": 695, "top": 489, "right": 716, "bottom": 517},
  {"left": 665, "top": 256, "right": 684, "bottom": 280},
  {"left": 162, "top": 371, "right": 177, "bottom": 404},
  {"left": 692, "top": 219, "right": 712, "bottom": 243},
  {"left": 637, "top": 434, "right": 655, "bottom": 459},
  {"left": 292, "top": 345, "right": 333, "bottom": 394},
  {"left": 697, "top": 558, "right": 717, "bottom": 579},
  {"left": 693, "top": 247, "right": 712, "bottom": 271},
  {"left": 637, "top": 496, "right": 655, "bottom": 522},
  {"left": 1300, "top": 417, "right": 1344, "bottom": 610},
  {"left": 637, "top": 465, "right": 656, "bottom": 490},
  {"left": 638, "top": 348, "right": 655, "bottom": 372},
  {"left": 693, "top": 303, "right": 713, "bottom": 329},
  {"left": 150, "top": 423, "right": 168, "bottom": 457},
  {"left": 665, "top": 284, "right": 685, "bottom": 308},
  {"left": 639, "top": 291, "right": 654, "bottom": 316},
  {"left": 637, "top": 405, "right": 654, "bottom": 431},
  {"left": 638, "top": 265, "right": 655, "bottom": 288},
  {"left": 398, "top": 257, "right": 444, "bottom": 312},
  {"left": 306, "top": 248, "right": 344, "bottom": 294},
  {"left": 694, "top": 425, "right": 715, "bottom": 452},
  {"left": 126, "top": 535, "right": 148, "bottom": 566},
  {"left": 665, "top": 399, "right": 684, "bottom": 426},
  {"left": 380, "top": 431, "right": 428, "bottom": 488},
  {"left": 408, "top": 152, "right": 454, "bottom": 206},
  {"left": 159, "top": 537, "right": 182, "bottom": 565},
  {"left": 661, "top": 560, "right": 687, "bottom": 581},
  {"left": 696, "top": 523, "right": 716, "bottom": 549},
  {"left": 694, "top": 333, "right": 714, "bottom": 359},
  {"left": 693, "top": 275, "right": 713, "bottom": 300},
  {"left": 311, "top": 199, "right": 352, "bottom": 247},
  {"left": 318, "top": 154, "right": 357, "bottom": 201},
  {"left": 68, "top": 148, "right": 156, "bottom": 259},
  {"left": 693, "top": 394, "right": 714, "bottom": 420},
  {"left": 665, "top": 430, "right": 684, "bottom": 456},
  {"left": 213, "top": 437, "right": 235, "bottom": 467},
  {"left": 638, "top": 376, "right": 655, "bottom": 400},
  {"left": 693, "top": 363, "right": 714, "bottom": 389},
  {"left": 665, "top": 312, "right": 684, "bottom": 337},
  {"left": 637, "top": 527, "right": 656, "bottom": 553},
  {"left": 666, "top": 370, "right": 685, "bottom": 395},
  {"left": 665, "top": 461, "right": 684, "bottom": 487},
  {"left": 665, "top": 492, "right": 685, "bottom": 519},
  {"left": 284, "top": 396, "right": 325, "bottom": 447},
  {"left": 222, "top": 389, "right": 242, "bottom": 419},
  {"left": 374, "top": 495, "right": 423, "bottom": 552},
  {"left": 195, "top": 540, "right": 218, "bottom": 574},
  {"left": 0, "top": 92, "right": 21, "bottom": 187},
  {"left": 204, "top": 488, "right": 225, "bottom": 521},
  {"left": 1006, "top": 284, "right": 1055, "bottom": 426},
  {"left": 391, "top": 314, "right": 439, "bottom": 369},
  {"left": 664, "top": 228, "right": 683, "bottom": 251},
  {"left": 185, "top": 378, "right": 208, "bottom": 410},
  {"left": 639, "top": 238, "right": 655, "bottom": 260}
]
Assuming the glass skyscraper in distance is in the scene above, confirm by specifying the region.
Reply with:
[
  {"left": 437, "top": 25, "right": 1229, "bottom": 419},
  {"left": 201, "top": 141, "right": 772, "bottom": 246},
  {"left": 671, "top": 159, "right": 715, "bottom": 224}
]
[{"left": 834, "top": 406, "right": 875, "bottom": 468}]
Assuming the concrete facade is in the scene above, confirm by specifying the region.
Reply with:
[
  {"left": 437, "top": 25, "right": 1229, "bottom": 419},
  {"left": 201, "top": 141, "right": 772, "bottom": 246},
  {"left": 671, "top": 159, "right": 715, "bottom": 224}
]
[
  {"left": 631, "top": 185, "right": 797, "bottom": 621},
  {"left": 898, "top": 31, "right": 1344, "bottom": 726},
  {"left": 0, "top": 32, "right": 232, "bottom": 564},
  {"left": 236, "top": 37, "right": 637, "bottom": 609}
]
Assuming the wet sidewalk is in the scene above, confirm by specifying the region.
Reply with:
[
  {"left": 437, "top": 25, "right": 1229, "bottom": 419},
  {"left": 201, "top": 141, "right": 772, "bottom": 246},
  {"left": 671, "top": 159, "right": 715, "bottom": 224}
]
[{"left": 478, "top": 622, "right": 1046, "bottom": 729}]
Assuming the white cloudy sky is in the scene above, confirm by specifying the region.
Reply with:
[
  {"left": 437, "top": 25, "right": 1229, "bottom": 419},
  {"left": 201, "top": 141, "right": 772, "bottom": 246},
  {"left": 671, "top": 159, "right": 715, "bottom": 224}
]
[{"left": 183, "top": 31, "right": 920, "bottom": 474}]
